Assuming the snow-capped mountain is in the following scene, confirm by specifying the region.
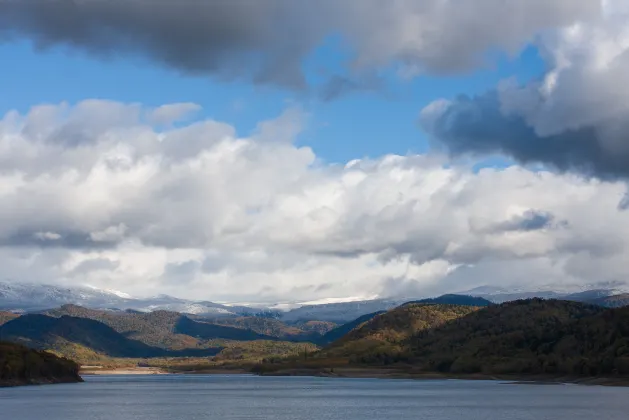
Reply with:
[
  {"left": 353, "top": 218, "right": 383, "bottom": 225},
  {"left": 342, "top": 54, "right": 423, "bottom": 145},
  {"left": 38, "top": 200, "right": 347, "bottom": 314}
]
[
  {"left": 280, "top": 298, "right": 408, "bottom": 323},
  {"left": 4, "top": 280, "right": 629, "bottom": 322},
  {"left": 0, "top": 281, "right": 135, "bottom": 312},
  {"left": 0, "top": 281, "right": 274, "bottom": 316}
]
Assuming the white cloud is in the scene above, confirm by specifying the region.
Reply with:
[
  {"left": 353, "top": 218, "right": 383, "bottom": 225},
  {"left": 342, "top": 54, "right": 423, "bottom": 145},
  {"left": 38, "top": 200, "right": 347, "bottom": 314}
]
[
  {"left": 1, "top": 100, "right": 629, "bottom": 301},
  {"left": 147, "top": 103, "right": 202, "bottom": 126}
]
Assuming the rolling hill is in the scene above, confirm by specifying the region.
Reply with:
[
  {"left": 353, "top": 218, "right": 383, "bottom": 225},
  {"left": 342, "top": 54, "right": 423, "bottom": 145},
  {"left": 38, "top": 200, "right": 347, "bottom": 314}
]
[
  {"left": 321, "top": 304, "right": 480, "bottom": 360},
  {"left": 44, "top": 305, "right": 275, "bottom": 349},
  {"left": 256, "top": 299, "right": 629, "bottom": 379},
  {"left": 0, "top": 314, "right": 222, "bottom": 358},
  {"left": 206, "top": 316, "right": 321, "bottom": 341},
  {"left": 316, "top": 311, "right": 385, "bottom": 346},
  {"left": 405, "top": 299, "right": 621, "bottom": 375}
]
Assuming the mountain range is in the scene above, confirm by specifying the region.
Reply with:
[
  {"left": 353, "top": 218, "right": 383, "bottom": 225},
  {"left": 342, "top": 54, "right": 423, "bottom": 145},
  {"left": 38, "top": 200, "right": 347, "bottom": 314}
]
[{"left": 2, "top": 281, "right": 629, "bottom": 325}]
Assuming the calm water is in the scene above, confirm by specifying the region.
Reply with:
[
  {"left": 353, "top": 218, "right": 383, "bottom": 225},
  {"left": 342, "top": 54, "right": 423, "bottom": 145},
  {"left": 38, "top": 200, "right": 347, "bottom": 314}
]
[{"left": 1, "top": 375, "right": 628, "bottom": 420}]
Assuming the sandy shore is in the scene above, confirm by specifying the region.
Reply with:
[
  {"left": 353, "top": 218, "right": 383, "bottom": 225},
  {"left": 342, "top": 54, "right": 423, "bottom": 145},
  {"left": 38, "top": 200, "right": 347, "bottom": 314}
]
[{"left": 80, "top": 367, "right": 169, "bottom": 375}]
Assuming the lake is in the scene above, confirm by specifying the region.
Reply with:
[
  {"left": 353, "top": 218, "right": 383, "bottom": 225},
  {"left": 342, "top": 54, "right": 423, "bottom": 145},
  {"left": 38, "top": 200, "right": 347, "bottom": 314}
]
[{"left": 1, "top": 375, "right": 628, "bottom": 419}]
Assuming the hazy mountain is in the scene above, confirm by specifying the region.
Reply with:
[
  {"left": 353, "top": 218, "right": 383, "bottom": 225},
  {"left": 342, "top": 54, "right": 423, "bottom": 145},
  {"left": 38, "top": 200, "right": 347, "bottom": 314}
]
[
  {"left": 463, "top": 284, "right": 629, "bottom": 304},
  {"left": 280, "top": 299, "right": 407, "bottom": 323},
  {"left": 403, "top": 294, "right": 492, "bottom": 307},
  {"left": 586, "top": 293, "right": 629, "bottom": 308}
]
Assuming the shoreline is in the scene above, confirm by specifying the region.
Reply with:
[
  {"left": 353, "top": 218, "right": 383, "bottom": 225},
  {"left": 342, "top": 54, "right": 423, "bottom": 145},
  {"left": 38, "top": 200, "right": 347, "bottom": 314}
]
[
  {"left": 0, "top": 376, "right": 83, "bottom": 387},
  {"left": 252, "top": 367, "right": 629, "bottom": 387},
  {"left": 77, "top": 365, "right": 629, "bottom": 387},
  {"left": 80, "top": 367, "right": 169, "bottom": 375}
]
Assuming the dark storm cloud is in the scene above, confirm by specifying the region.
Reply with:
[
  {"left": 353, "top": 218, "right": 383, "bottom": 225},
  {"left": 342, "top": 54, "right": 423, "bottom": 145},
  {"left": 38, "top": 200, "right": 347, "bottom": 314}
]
[
  {"left": 422, "top": 92, "right": 629, "bottom": 179},
  {"left": 0, "top": 0, "right": 323, "bottom": 88},
  {"left": 0, "top": 0, "right": 600, "bottom": 92}
]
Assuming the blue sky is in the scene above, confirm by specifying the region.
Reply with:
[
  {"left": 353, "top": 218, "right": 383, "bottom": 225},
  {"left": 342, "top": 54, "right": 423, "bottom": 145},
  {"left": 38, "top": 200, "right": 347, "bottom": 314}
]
[{"left": 0, "top": 39, "right": 545, "bottom": 164}]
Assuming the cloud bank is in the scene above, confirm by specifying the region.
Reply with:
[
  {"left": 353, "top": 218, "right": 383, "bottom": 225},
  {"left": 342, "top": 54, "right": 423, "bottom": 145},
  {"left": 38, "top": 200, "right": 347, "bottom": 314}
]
[
  {"left": 421, "top": 0, "right": 629, "bottom": 180},
  {"left": 0, "top": 0, "right": 600, "bottom": 88},
  {"left": 1, "top": 100, "right": 628, "bottom": 301}
]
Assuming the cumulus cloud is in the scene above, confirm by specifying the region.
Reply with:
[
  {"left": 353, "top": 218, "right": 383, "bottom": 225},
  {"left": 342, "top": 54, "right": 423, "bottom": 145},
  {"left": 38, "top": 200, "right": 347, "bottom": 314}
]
[
  {"left": 0, "top": 0, "right": 599, "bottom": 90},
  {"left": 1, "top": 100, "right": 629, "bottom": 301},
  {"left": 421, "top": 1, "right": 629, "bottom": 179}
]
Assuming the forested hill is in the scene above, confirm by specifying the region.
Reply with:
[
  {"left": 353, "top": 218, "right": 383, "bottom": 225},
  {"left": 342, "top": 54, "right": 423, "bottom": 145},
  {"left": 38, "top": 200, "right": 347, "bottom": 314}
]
[
  {"left": 316, "top": 311, "right": 385, "bottom": 346},
  {"left": 321, "top": 304, "right": 480, "bottom": 361},
  {"left": 0, "top": 314, "right": 222, "bottom": 358},
  {"left": 407, "top": 299, "right": 628, "bottom": 376},
  {"left": 256, "top": 299, "right": 629, "bottom": 379},
  {"left": 0, "top": 341, "right": 82, "bottom": 386}
]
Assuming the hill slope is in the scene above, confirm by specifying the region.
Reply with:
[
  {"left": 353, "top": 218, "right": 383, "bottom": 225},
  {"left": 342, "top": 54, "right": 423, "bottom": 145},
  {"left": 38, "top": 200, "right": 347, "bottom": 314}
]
[
  {"left": 321, "top": 304, "right": 480, "bottom": 361},
  {"left": 316, "top": 311, "right": 385, "bottom": 346},
  {"left": 174, "top": 316, "right": 275, "bottom": 341},
  {"left": 406, "top": 299, "right": 618, "bottom": 375},
  {"left": 206, "top": 316, "right": 320, "bottom": 341},
  {"left": 0, "top": 314, "right": 221, "bottom": 358},
  {"left": 0, "top": 311, "right": 18, "bottom": 326},
  {"left": 45, "top": 305, "right": 275, "bottom": 349},
  {"left": 256, "top": 299, "right": 629, "bottom": 380},
  {"left": 0, "top": 341, "right": 82, "bottom": 386}
]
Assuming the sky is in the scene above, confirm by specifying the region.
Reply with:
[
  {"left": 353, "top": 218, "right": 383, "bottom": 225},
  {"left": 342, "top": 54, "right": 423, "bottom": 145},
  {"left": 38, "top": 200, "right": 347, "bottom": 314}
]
[{"left": 1, "top": 0, "right": 629, "bottom": 303}]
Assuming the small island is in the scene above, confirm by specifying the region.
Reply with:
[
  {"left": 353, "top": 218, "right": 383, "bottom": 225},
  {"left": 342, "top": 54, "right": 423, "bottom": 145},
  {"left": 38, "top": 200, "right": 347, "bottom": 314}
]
[{"left": 0, "top": 341, "right": 83, "bottom": 387}]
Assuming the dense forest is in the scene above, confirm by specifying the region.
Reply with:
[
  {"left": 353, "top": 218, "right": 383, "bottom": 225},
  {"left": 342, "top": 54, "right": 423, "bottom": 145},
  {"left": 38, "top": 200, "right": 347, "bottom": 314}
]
[
  {"left": 0, "top": 341, "right": 82, "bottom": 386},
  {"left": 406, "top": 299, "right": 629, "bottom": 376}
]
